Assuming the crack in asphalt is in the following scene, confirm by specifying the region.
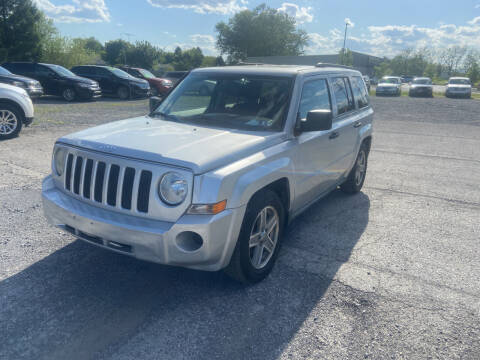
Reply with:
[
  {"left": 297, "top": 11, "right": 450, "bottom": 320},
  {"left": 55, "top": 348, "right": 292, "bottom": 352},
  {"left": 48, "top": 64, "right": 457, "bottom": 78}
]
[{"left": 364, "top": 186, "right": 480, "bottom": 208}]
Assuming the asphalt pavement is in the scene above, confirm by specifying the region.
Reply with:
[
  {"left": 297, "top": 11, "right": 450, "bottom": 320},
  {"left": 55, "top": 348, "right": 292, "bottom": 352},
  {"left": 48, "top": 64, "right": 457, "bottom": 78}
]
[{"left": 1, "top": 96, "right": 479, "bottom": 359}]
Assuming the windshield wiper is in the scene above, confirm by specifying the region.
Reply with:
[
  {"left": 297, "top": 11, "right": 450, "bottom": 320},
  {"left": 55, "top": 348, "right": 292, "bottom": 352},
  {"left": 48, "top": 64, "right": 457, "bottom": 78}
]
[{"left": 151, "top": 111, "right": 182, "bottom": 123}]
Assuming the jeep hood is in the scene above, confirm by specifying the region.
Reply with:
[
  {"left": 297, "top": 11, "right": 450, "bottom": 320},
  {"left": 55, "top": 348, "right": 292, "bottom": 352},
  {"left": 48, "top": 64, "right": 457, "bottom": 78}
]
[{"left": 58, "top": 116, "right": 286, "bottom": 174}]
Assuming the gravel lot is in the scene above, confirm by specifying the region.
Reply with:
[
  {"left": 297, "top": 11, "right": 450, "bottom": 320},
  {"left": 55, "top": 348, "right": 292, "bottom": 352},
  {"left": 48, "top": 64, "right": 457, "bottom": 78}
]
[{"left": 1, "top": 95, "right": 479, "bottom": 359}]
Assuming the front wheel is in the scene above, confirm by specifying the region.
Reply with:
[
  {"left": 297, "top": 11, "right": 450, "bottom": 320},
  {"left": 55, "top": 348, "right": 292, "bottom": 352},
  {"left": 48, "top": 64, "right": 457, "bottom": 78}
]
[
  {"left": 341, "top": 143, "right": 368, "bottom": 194},
  {"left": 0, "top": 105, "right": 23, "bottom": 140},
  {"left": 225, "top": 190, "right": 285, "bottom": 283},
  {"left": 117, "top": 86, "right": 130, "bottom": 100},
  {"left": 62, "top": 87, "right": 76, "bottom": 102}
]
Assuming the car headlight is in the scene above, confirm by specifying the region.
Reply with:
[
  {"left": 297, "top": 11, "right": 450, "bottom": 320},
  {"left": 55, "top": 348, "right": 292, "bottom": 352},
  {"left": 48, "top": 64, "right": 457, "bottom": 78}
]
[
  {"left": 11, "top": 81, "right": 26, "bottom": 88},
  {"left": 158, "top": 172, "right": 188, "bottom": 205},
  {"left": 53, "top": 147, "right": 67, "bottom": 176}
]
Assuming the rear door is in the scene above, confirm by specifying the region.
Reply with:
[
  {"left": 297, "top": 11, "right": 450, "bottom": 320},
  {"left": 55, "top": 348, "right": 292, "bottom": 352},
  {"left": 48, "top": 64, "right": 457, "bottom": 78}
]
[
  {"left": 328, "top": 76, "right": 359, "bottom": 179},
  {"left": 292, "top": 77, "right": 338, "bottom": 211}
]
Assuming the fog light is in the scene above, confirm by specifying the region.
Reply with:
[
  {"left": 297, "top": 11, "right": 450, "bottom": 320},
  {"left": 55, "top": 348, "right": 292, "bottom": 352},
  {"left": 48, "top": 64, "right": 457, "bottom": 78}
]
[{"left": 176, "top": 231, "right": 203, "bottom": 252}]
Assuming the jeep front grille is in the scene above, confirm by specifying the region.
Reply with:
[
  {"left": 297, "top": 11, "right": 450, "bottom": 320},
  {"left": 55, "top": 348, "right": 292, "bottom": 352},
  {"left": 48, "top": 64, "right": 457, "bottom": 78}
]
[{"left": 64, "top": 153, "right": 152, "bottom": 214}]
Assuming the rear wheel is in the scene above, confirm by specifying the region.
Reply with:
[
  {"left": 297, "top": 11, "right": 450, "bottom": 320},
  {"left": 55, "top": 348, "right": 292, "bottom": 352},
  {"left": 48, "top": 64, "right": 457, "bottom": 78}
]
[
  {"left": 62, "top": 87, "right": 76, "bottom": 102},
  {"left": 341, "top": 143, "right": 368, "bottom": 194},
  {"left": 0, "top": 105, "right": 23, "bottom": 140},
  {"left": 225, "top": 190, "right": 285, "bottom": 284},
  {"left": 117, "top": 86, "right": 130, "bottom": 100}
]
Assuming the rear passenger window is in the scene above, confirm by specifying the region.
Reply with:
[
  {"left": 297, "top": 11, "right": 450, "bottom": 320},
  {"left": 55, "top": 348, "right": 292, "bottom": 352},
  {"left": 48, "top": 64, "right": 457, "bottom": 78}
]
[
  {"left": 298, "top": 79, "right": 331, "bottom": 120},
  {"left": 351, "top": 76, "right": 369, "bottom": 108},
  {"left": 332, "top": 77, "right": 355, "bottom": 115}
]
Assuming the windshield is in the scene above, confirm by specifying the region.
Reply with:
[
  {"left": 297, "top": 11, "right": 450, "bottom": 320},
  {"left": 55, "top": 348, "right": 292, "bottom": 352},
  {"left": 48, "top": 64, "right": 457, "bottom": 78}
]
[
  {"left": 47, "top": 64, "right": 76, "bottom": 77},
  {"left": 413, "top": 78, "right": 432, "bottom": 85},
  {"left": 107, "top": 67, "right": 134, "bottom": 79},
  {"left": 0, "top": 66, "right": 12, "bottom": 75},
  {"left": 380, "top": 77, "right": 400, "bottom": 84},
  {"left": 449, "top": 79, "right": 471, "bottom": 85},
  {"left": 153, "top": 73, "right": 293, "bottom": 132},
  {"left": 139, "top": 69, "right": 155, "bottom": 79}
]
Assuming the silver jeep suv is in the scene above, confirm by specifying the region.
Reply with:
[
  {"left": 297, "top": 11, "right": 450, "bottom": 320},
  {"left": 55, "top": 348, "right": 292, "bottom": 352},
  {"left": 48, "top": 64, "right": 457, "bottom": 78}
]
[{"left": 42, "top": 64, "right": 373, "bottom": 283}]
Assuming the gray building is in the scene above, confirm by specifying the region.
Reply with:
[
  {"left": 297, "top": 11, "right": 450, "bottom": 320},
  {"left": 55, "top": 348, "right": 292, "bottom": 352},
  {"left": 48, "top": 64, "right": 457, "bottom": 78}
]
[{"left": 246, "top": 51, "right": 384, "bottom": 76}]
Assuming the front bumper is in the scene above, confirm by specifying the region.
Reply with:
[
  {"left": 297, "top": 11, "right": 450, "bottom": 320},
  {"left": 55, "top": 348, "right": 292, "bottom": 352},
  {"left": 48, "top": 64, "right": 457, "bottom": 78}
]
[
  {"left": 77, "top": 86, "right": 102, "bottom": 100},
  {"left": 376, "top": 87, "right": 399, "bottom": 96},
  {"left": 446, "top": 90, "right": 471, "bottom": 98},
  {"left": 42, "top": 175, "right": 245, "bottom": 271},
  {"left": 26, "top": 87, "right": 44, "bottom": 98},
  {"left": 131, "top": 86, "right": 150, "bottom": 98}
]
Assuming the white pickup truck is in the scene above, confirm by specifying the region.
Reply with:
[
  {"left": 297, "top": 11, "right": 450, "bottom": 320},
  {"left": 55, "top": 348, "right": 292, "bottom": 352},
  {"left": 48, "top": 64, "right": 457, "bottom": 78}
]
[
  {"left": 0, "top": 83, "right": 34, "bottom": 140},
  {"left": 42, "top": 64, "right": 373, "bottom": 283}
]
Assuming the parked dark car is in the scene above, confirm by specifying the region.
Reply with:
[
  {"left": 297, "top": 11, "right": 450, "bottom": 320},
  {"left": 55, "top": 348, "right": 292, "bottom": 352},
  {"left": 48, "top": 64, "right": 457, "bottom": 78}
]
[
  {"left": 71, "top": 65, "right": 150, "bottom": 100},
  {"left": 163, "top": 71, "right": 188, "bottom": 85},
  {"left": 2, "top": 62, "right": 101, "bottom": 101},
  {"left": 120, "top": 66, "right": 172, "bottom": 96},
  {"left": 0, "top": 66, "right": 43, "bottom": 98}
]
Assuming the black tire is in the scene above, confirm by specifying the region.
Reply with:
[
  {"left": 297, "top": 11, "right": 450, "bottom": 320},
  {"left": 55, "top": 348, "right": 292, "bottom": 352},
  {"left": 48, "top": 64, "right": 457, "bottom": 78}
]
[
  {"left": 341, "top": 143, "right": 369, "bottom": 194},
  {"left": 62, "top": 87, "right": 76, "bottom": 102},
  {"left": 225, "top": 190, "right": 285, "bottom": 284},
  {"left": 0, "top": 104, "right": 23, "bottom": 140},
  {"left": 117, "top": 86, "right": 130, "bottom": 100}
]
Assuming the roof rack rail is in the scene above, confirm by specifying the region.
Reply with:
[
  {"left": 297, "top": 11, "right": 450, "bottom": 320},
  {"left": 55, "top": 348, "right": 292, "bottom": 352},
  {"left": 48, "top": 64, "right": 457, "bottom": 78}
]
[{"left": 315, "top": 63, "right": 354, "bottom": 69}]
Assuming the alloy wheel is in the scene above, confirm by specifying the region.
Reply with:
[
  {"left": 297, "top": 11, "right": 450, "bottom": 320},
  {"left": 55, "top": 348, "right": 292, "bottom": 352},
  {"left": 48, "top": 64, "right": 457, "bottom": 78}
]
[
  {"left": 63, "top": 88, "right": 75, "bottom": 101},
  {"left": 0, "top": 110, "right": 18, "bottom": 135},
  {"left": 248, "top": 206, "right": 280, "bottom": 269},
  {"left": 355, "top": 150, "right": 367, "bottom": 186}
]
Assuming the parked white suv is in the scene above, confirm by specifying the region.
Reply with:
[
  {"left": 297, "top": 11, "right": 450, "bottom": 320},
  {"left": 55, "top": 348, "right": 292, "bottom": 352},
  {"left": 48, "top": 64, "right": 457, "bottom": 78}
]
[
  {"left": 446, "top": 77, "right": 472, "bottom": 98},
  {"left": 0, "top": 83, "right": 34, "bottom": 140},
  {"left": 42, "top": 64, "right": 373, "bottom": 283}
]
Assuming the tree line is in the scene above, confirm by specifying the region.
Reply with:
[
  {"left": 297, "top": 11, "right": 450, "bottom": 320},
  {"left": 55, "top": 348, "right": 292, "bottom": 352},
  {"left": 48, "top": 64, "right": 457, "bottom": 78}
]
[
  {"left": 374, "top": 47, "right": 480, "bottom": 84},
  {"left": 1, "top": 1, "right": 479, "bottom": 82}
]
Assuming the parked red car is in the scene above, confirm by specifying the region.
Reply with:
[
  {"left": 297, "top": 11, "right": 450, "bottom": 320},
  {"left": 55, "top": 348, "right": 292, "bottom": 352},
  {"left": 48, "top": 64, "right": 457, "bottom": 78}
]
[{"left": 120, "top": 66, "right": 172, "bottom": 96}]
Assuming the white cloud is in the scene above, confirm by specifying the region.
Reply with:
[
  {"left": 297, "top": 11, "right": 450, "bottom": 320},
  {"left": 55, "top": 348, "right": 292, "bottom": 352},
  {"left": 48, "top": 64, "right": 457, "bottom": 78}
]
[
  {"left": 34, "top": 0, "right": 110, "bottom": 23},
  {"left": 278, "top": 3, "right": 313, "bottom": 24},
  {"left": 147, "top": 0, "right": 247, "bottom": 15},
  {"left": 344, "top": 17, "right": 355, "bottom": 27},
  {"left": 468, "top": 16, "right": 480, "bottom": 25},
  {"left": 306, "top": 17, "right": 480, "bottom": 57},
  {"left": 189, "top": 34, "right": 217, "bottom": 54}
]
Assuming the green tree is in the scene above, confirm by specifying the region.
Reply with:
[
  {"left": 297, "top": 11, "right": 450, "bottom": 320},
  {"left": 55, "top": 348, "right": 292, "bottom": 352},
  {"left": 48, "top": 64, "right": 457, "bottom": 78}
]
[
  {"left": 215, "top": 4, "right": 308, "bottom": 63},
  {"left": 374, "top": 60, "right": 392, "bottom": 77},
  {"left": 103, "top": 39, "right": 132, "bottom": 65},
  {"left": 465, "top": 53, "right": 480, "bottom": 84},
  {"left": 165, "top": 46, "right": 204, "bottom": 70},
  {"left": 423, "top": 63, "right": 436, "bottom": 79},
  {"left": 0, "top": 0, "right": 55, "bottom": 61},
  {"left": 339, "top": 48, "right": 353, "bottom": 66},
  {"left": 41, "top": 36, "right": 98, "bottom": 68},
  {"left": 83, "top": 37, "right": 104, "bottom": 53},
  {"left": 127, "top": 41, "right": 163, "bottom": 69}
]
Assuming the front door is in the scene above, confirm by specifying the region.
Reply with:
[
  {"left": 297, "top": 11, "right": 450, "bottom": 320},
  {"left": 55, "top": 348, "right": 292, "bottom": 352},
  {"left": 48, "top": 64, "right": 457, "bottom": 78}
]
[
  {"left": 292, "top": 77, "right": 338, "bottom": 211},
  {"left": 35, "top": 64, "right": 59, "bottom": 96}
]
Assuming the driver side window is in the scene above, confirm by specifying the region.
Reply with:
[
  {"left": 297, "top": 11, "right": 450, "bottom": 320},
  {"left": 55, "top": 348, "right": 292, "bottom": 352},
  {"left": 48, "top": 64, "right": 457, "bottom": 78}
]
[{"left": 298, "top": 79, "right": 331, "bottom": 120}]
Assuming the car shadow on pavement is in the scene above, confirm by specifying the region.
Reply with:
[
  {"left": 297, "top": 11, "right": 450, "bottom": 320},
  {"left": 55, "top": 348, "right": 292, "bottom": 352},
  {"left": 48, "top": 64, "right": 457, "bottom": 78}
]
[{"left": 0, "top": 190, "right": 369, "bottom": 360}]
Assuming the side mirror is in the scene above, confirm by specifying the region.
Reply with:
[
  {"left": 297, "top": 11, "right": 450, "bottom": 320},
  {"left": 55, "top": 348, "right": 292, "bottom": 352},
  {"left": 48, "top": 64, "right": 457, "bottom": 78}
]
[
  {"left": 297, "top": 109, "right": 333, "bottom": 133},
  {"left": 149, "top": 96, "right": 162, "bottom": 113}
]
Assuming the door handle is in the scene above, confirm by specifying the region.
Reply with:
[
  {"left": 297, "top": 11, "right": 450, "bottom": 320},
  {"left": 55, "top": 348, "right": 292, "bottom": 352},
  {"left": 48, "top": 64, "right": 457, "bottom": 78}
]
[
  {"left": 329, "top": 131, "right": 339, "bottom": 140},
  {"left": 353, "top": 121, "right": 362, "bottom": 128}
]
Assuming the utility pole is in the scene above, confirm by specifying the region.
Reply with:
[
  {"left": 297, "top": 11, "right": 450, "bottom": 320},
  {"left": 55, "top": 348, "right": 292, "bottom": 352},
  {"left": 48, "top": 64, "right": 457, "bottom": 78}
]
[{"left": 342, "top": 21, "right": 349, "bottom": 65}]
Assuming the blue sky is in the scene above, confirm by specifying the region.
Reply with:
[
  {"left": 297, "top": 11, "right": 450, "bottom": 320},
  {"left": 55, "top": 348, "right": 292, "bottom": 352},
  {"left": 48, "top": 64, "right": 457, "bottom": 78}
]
[{"left": 34, "top": 0, "right": 480, "bottom": 57}]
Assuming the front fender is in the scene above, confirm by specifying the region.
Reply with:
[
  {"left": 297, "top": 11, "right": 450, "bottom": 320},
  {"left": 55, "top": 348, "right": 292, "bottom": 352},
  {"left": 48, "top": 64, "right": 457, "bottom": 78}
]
[{"left": 192, "top": 140, "right": 296, "bottom": 209}]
